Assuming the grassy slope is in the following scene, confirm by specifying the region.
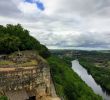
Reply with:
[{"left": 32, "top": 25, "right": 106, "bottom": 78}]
[
  {"left": 47, "top": 56, "right": 102, "bottom": 100},
  {"left": 79, "top": 58, "right": 110, "bottom": 91}
]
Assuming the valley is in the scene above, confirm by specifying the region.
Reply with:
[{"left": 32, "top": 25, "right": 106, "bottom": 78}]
[{"left": 50, "top": 49, "right": 110, "bottom": 99}]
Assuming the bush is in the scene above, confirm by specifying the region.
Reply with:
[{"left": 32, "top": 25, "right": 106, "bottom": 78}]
[{"left": 0, "top": 96, "right": 8, "bottom": 100}]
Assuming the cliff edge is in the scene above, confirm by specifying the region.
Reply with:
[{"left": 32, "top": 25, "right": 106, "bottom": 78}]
[{"left": 0, "top": 51, "right": 60, "bottom": 100}]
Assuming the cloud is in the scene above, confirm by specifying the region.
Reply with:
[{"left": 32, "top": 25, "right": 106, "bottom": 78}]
[
  {"left": 0, "top": 0, "right": 110, "bottom": 50},
  {"left": 18, "top": 1, "right": 39, "bottom": 14},
  {"left": 0, "top": 0, "right": 21, "bottom": 16}
]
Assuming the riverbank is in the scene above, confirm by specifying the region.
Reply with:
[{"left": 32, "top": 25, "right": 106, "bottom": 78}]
[
  {"left": 47, "top": 56, "right": 102, "bottom": 100},
  {"left": 79, "top": 58, "right": 110, "bottom": 93},
  {"left": 72, "top": 60, "right": 110, "bottom": 100}
]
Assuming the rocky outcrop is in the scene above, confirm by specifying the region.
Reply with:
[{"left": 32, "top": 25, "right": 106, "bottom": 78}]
[
  {"left": 34, "top": 55, "right": 60, "bottom": 100},
  {"left": 0, "top": 51, "right": 60, "bottom": 100}
]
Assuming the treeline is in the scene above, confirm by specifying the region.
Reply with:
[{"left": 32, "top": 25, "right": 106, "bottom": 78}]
[
  {"left": 47, "top": 56, "right": 102, "bottom": 100},
  {"left": 0, "top": 24, "right": 50, "bottom": 58}
]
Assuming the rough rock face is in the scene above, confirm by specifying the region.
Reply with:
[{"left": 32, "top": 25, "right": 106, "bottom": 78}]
[
  {"left": 35, "top": 57, "right": 51, "bottom": 99},
  {"left": 35, "top": 55, "right": 60, "bottom": 100},
  {"left": 0, "top": 51, "right": 60, "bottom": 100}
]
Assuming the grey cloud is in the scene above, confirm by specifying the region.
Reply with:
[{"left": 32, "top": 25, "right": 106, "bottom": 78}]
[
  {"left": 34, "top": 31, "right": 110, "bottom": 49},
  {"left": 0, "top": 0, "right": 21, "bottom": 16},
  {"left": 57, "top": 0, "right": 110, "bottom": 17},
  {"left": 0, "top": 0, "right": 110, "bottom": 50}
]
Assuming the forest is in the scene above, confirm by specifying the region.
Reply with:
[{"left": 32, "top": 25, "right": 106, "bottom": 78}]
[{"left": 0, "top": 24, "right": 50, "bottom": 58}]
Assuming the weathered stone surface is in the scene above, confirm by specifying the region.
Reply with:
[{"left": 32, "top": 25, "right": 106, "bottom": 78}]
[{"left": 0, "top": 51, "right": 60, "bottom": 100}]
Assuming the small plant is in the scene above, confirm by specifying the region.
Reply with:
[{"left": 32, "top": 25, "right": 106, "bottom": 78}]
[
  {"left": 0, "top": 60, "right": 15, "bottom": 65},
  {"left": 0, "top": 96, "right": 8, "bottom": 100}
]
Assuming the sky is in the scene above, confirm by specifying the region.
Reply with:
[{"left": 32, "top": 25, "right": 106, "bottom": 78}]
[{"left": 0, "top": 0, "right": 110, "bottom": 50}]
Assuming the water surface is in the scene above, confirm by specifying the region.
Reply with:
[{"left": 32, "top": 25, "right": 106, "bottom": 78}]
[{"left": 72, "top": 60, "right": 110, "bottom": 100}]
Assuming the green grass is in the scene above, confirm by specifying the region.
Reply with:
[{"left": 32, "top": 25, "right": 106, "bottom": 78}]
[
  {"left": 17, "top": 60, "right": 38, "bottom": 67},
  {"left": 47, "top": 56, "right": 102, "bottom": 100},
  {"left": 0, "top": 60, "right": 37, "bottom": 67},
  {"left": 0, "top": 61, "right": 15, "bottom": 65}
]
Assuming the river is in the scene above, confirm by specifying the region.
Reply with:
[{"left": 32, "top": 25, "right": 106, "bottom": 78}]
[{"left": 72, "top": 60, "right": 110, "bottom": 100}]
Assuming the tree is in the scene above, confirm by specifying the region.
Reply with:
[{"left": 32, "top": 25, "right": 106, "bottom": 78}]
[
  {"left": 0, "top": 24, "right": 50, "bottom": 58},
  {"left": 0, "top": 34, "right": 20, "bottom": 54}
]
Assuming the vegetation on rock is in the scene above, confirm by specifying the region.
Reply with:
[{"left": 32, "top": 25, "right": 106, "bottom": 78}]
[{"left": 0, "top": 96, "right": 8, "bottom": 100}]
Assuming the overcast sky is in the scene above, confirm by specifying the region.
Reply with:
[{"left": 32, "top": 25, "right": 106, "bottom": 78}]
[{"left": 0, "top": 0, "right": 110, "bottom": 50}]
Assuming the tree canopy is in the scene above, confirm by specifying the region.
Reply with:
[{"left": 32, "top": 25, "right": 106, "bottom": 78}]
[{"left": 0, "top": 24, "right": 50, "bottom": 58}]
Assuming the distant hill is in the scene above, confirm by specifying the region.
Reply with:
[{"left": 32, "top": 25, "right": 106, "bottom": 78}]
[{"left": 0, "top": 24, "right": 50, "bottom": 58}]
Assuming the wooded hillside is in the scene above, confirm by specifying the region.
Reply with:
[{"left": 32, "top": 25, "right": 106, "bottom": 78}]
[{"left": 0, "top": 24, "right": 50, "bottom": 58}]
